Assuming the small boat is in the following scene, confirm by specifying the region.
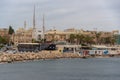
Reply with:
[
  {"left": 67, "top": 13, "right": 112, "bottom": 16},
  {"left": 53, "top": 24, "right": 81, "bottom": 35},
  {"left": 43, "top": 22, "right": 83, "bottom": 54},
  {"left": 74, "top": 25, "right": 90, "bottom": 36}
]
[{"left": 82, "top": 56, "right": 87, "bottom": 59}]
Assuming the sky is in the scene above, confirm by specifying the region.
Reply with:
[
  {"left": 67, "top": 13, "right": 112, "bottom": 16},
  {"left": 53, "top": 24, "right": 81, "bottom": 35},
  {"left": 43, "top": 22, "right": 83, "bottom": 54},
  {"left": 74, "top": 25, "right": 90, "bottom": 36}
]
[{"left": 0, "top": 0, "right": 120, "bottom": 31}]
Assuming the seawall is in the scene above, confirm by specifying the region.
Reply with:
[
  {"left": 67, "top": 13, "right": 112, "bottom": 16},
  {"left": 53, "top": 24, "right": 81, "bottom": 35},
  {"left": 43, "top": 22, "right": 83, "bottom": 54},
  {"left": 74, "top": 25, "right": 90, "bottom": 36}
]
[{"left": 0, "top": 51, "right": 80, "bottom": 63}]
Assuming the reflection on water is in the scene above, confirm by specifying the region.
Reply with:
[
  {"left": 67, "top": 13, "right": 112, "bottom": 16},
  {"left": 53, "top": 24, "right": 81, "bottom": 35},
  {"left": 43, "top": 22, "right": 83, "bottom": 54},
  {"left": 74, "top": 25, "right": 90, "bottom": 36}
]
[{"left": 0, "top": 58, "right": 120, "bottom": 80}]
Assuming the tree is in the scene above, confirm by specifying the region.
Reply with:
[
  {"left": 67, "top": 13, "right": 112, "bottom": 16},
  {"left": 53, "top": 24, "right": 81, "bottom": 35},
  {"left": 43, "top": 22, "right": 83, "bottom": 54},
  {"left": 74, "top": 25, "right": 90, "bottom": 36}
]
[
  {"left": 100, "top": 37, "right": 106, "bottom": 44},
  {"left": 107, "top": 37, "right": 112, "bottom": 44},
  {"left": 83, "top": 35, "right": 94, "bottom": 45},
  {"left": 0, "top": 36, "right": 2, "bottom": 44},
  {"left": 110, "top": 38, "right": 116, "bottom": 45},
  {"left": 105, "top": 36, "right": 116, "bottom": 45},
  {"left": 0, "top": 36, "right": 8, "bottom": 44},
  {"left": 75, "top": 34, "right": 85, "bottom": 44},
  {"left": 8, "top": 26, "right": 14, "bottom": 35},
  {"left": 8, "top": 26, "right": 15, "bottom": 45},
  {"left": 69, "top": 34, "right": 76, "bottom": 44},
  {"left": 100, "top": 36, "right": 116, "bottom": 45},
  {"left": 75, "top": 34, "right": 80, "bottom": 44},
  {"left": 79, "top": 34, "right": 85, "bottom": 44},
  {"left": 95, "top": 32, "right": 101, "bottom": 44},
  {"left": 32, "top": 39, "right": 36, "bottom": 43},
  {"left": 40, "top": 38, "right": 46, "bottom": 43}
]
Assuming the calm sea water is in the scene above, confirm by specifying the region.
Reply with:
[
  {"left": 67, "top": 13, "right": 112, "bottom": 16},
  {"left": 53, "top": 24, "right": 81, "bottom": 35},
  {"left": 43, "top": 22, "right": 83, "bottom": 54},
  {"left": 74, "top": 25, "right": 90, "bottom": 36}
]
[{"left": 0, "top": 58, "right": 120, "bottom": 80}]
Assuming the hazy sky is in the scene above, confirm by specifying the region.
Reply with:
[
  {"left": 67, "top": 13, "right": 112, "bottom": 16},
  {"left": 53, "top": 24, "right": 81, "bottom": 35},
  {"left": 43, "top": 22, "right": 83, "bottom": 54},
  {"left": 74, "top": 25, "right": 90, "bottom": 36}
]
[{"left": 0, "top": 0, "right": 120, "bottom": 31}]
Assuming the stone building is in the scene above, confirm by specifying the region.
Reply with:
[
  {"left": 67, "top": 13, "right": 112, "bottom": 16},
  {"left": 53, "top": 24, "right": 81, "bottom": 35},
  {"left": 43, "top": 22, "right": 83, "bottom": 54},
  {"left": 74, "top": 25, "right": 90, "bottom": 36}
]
[
  {"left": 0, "top": 28, "right": 9, "bottom": 37},
  {"left": 13, "top": 27, "right": 43, "bottom": 45},
  {"left": 45, "top": 29, "right": 66, "bottom": 41},
  {"left": 12, "top": 27, "right": 119, "bottom": 45},
  {"left": 13, "top": 28, "right": 33, "bottom": 45},
  {"left": 45, "top": 28, "right": 85, "bottom": 41}
]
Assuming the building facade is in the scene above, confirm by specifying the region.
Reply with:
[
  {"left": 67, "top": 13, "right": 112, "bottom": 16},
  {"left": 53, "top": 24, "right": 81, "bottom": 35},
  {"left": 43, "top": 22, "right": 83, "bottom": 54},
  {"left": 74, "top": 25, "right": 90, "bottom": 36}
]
[
  {"left": 12, "top": 27, "right": 119, "bottom": 45},
  {"left": 45, "top": 29, "right": 66, "bottom": 41},
  {"left": 13, "top": 28, "right": 43, "bottom": 45},
  {"left": 0, "top": 28, "right": 9, "bottom": 37},
  {"left": 13, "top": 28, "right": 33, "bottom": 44}
]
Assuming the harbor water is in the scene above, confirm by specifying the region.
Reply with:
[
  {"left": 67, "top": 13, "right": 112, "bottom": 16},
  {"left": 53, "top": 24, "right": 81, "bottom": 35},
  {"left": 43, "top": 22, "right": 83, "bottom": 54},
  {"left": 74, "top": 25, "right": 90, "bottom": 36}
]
[{"left": 0, "top": 58, "right": 120, "bottom": 80}]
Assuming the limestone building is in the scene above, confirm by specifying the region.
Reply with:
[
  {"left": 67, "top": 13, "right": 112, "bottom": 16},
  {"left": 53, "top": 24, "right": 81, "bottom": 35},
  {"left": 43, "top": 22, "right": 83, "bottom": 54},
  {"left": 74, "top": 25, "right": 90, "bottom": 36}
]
[
  {"left": 13, "top": 28, "right": 33, "bottom": 44},
  {"left": 0, "top": 28, "right": 9, "bottom": 37},
  {"left": 45, "top": 29, "right": 66, "bottom": 41}
]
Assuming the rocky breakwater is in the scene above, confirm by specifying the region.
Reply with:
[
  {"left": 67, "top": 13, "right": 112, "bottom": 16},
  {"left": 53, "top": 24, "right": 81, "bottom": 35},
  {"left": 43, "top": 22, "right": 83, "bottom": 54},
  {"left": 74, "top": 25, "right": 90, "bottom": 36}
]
[{"left": 0, "top": 51, "right": 80, "bottom": 63}]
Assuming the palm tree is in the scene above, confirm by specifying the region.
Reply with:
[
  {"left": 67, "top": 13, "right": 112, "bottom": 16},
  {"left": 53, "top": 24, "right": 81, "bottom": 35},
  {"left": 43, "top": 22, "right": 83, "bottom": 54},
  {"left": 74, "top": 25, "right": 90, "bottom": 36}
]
[
  {"left": 70, "top": 34, "right": 85, "bottom": 45},
  {"left": 100, "top": 37, "right": 105, "bottom": 44},
  {"left": 75, "top": 34, "right": 80, "bottom": 44},
  {"left": 95, "top": 32, "right": 101, "bottom": 44},
  {"left": 103, "top": 37, "right": 114, "bottom": 45},
  {"left": 110, "top": 38, "right": 116, "bottom": 45},
  {"left": 78, "top": 34, "right": 85, "bottom": 44},
  {"left": 69, "top": 34, "right": 76, "bottom": 44},
  {"left": 84, "top": 35, "right": 94, "bottom": 45}
]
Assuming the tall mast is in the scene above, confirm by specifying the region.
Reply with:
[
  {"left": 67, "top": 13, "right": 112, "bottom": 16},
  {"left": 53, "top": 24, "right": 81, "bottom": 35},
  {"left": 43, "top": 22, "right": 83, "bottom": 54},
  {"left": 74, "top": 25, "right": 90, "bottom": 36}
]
[
  {"left": 32, "top": 5, "right": 36, "bottom": 40},
  {"left": 33, "top": 5, "right": 36, "bottom": 29},
  {"left": 43, "top": 14, "right": 45, "bottom": 40}
]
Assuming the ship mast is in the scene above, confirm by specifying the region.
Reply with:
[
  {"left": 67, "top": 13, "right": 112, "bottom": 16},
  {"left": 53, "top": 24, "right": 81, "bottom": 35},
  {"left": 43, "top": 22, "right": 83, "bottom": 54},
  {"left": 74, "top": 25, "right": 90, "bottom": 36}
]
[
  {"left": 33, "top": 5, "right": 36, "bottom": 30},
  {"left": 42, "top": 14, "right": 45, "bottom": 40},
  {"left": 32, "top": 5, "right": 36, "bottom": 40}
]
